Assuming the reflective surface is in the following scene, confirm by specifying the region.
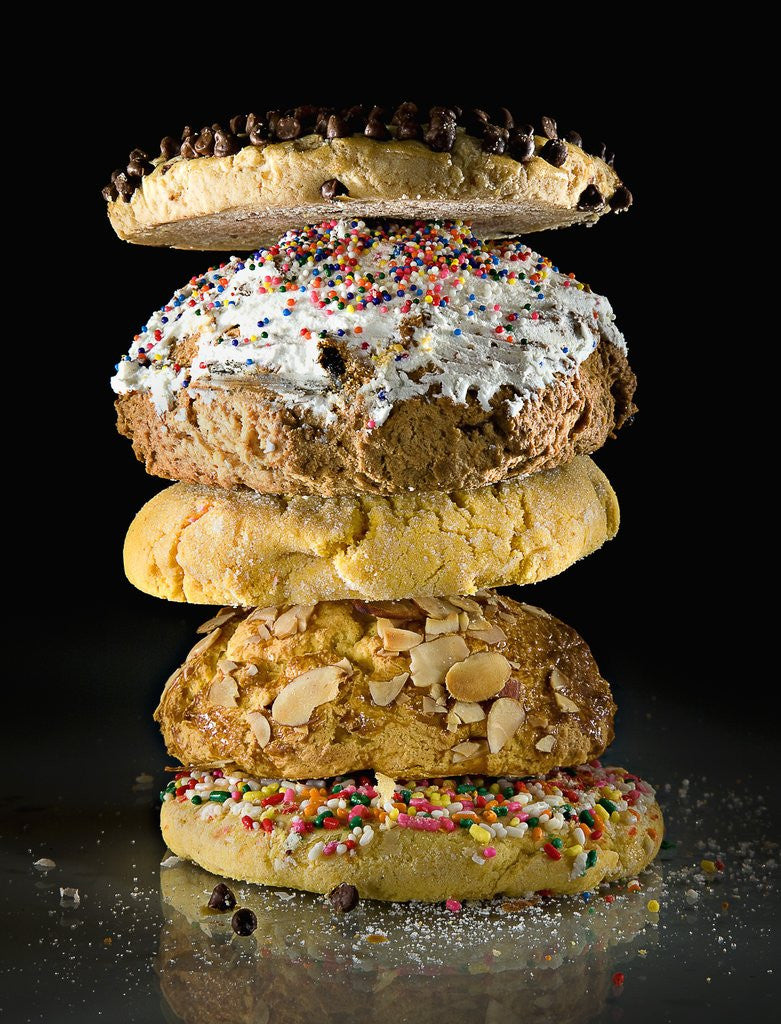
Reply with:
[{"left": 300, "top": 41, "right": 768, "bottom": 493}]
[{"left": 2, "top": 661, "right": 779, "bottom": 1023}]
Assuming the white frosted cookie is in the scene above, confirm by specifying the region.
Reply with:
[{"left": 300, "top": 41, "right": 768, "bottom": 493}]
[
  {"left": 112, "top": 220, "right": 634, "bottom": 496},
  {"left": 160, "top": 764, "right": 663, "bottom": 902}
]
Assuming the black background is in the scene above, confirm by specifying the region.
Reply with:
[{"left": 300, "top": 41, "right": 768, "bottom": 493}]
[{"left": 10, "top": 59, "right": 761, "bottom": 768}]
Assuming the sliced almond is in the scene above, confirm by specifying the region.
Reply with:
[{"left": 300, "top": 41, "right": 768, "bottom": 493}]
[
  {"left": 528, "top": 714, "right": 550, "bottom": 728},
  {"left": 363, "top": 600, "right": 421, "bottom": 619},
  {"left": 554, "top": 692, "right": 580, "bottom": 714},
  {"left": 246, "top": 664, "right": 259, "bottom": 677},
  {"left": 549, "top": 667, "right": 569, "bottom": 692},
  {"left": 451, "top": 701, "right": 486, "bottom": 724},
  {"left": 422, "top": 696, "right": 448, "bottom": 714},
  {"left": 196, "top": 608, "right": 236, "bottom": 634},
  {"left": 368, "top": 673, "right": 408, "bottom": 707},
  {"left": 271, "top": 665, "right": 346, "bottom": 726},
  {"left": 425, "top": 611, "right": 461, "bottom": 637},
  {"left": 447, "top": 595, "right": 482, "bottom": 615},
  {"left": 272, "top": 604, "right": 314, "bottom": 638},
  {"left": 186, "top": 628, "right": 221, "bottom": 661},
  {"left": 376, "top": 618, "right": 423, "bottom": 652},
  {"left": 429, "top": 682, "right": 446, "bottom": 702},
  {"left": 487, "top": 698, "right": 526, "bottom": 753},
  {"left": 520, "top": 603, "right": 551, "bottom": 619},
  {"left": 467, "top": 623, "right": 508, "bottom": 645},
  {"left": 247, "top": 606, "right": 278, "bottom": 625},
  {"left": 445, "top": 651, "right": 511, "bottom": 702},
  {"left": 208, "top": 674, "right": 238, "bottom": 707},
  {"left": 413, "top": 595, "right": 459, "bottom": 618},
  {"left": 245, "top": 625, "right": 271, "bottom": 643},
  {"left": 409, "top": 635, "right": 470, "bottom": 687},
  {"left": 333, "top": 657, "right": 354, "bottom": 677},
  {"left": 245, "top": 711, "right": 271, "bottom": 747},
  {"left": 217, "top": 658, "right": 237, "bottom": 674},
  {"left": 446, "top": 710, "right": 460, "bottom": 732},
  {"left": 451, "top": 740, "right": 483, "bottom": 763},
  {"left": 458, "top": 611, "right": 470, "bottom": 631},
  {"left": 535, "top": 734, "right": 556, "bottom": 753}
]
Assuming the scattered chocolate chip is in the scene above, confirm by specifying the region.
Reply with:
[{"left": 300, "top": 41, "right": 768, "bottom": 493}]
[
  {"left": 516, "top": 123, "right": 534, "bottom": 137},
  {"left": 160, "top": 136, "right": 180, "bottom": 160},
  {"left": 181, "top": 125, "right": 193, "bottom": 141},
  {"left": 326, "top": 114, "right": 350, "bottom": 139},
  {"left": 540, "top": 138, "right": 567, "bottom": 167},
  {"left": 508, "top": 132, "right": 536, "bottom": 163},
  {"left": 319, "top": 344, "right": 347, "bottom": 377},
  {"left": 497, "top": 107, "right": 515, "bottom": 130},
  {"left": 328, "top": 883, "right": 359, "bottom": 914},
  {"left": 229, "top": 114, "right": 248, "bottom": 136},
  {"left": 343, "top": 105, "right": 368, "bottom": 132},
  {"left": 180, "top": 136, "right": 198, "bottom": 159},
  {"left": 576, "top": 183, "right": 604, "bottom": 211},
  {"left": 391, "top": 101, "right": 417, "bottom": 124},
  {"left": 315, "top": 108, "right": 336, "bottom": 135},
  {"left": 540, "top": 115, "right": 558, "bottom": 139},
  {"left": 321, "top": 178, "right": 348, "bottom": 200},
  {"left": 564, "top": 129, "right": 583, "bottom": 147},
  {"left": 194, "top": 127, "right": 215, "bottom": 157},
  {"left": 208, "top": 883, "right": 237, "bottom": 912},
  {"left": 482, "top": 124, "right": 508, "bottom": 155},
  {"left": 129, "top": 148, "right": 149, "bottom": 163},
  {"left": 294, "top": 105, "right": 318, "bottom": 132},
  {"left": 266, "top": 110, "right": 281, "bottom": 136},
  {"left": 275, "top": 115, "right": 302, "bottom": 141},
  {"left": 428, "top": 105, "right": 457, "bottom": 126},
  {"left": 424, "top": 120, "right": 456, "bottom": 152},
  {"left": 231, "top": 907, "right": 257, "bottom": 936},
  {"left": 396, "top": 118, "right": 420, "bottom": 140},
  {"left": 127, "top": 157, "right": 152, "bottom": 178},
  {"left": 364, "top": 117, "right": 388, "bottom": 140},
  {"left": 102, "top": 183, "right": 118, "bottom": 202},
  {"left": 247, "top": 113, "right": 268, "bottom": 141},
  {"left": 609, "top": 185, "right": 633, "bottom": 212},
  {"left": 113, "top": 171, "right": 135, "bottom": 201},
  {"left": 214, "top": 129, "right": 240, "bottom": 157}
]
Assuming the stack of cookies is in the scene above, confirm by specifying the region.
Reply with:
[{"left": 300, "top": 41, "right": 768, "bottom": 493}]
[{"left": 104, "top": 103, "right": 662, "bottom": 908}]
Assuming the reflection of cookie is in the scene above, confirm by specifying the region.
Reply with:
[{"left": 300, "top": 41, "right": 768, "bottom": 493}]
[
  {"left": 104, "top": 109, "right": 631, "bottom": 250},
  {"left": 124, "top": 456, "right": 619, "bottom": 606},
  {"left": 156, "top": 593, "right": 615, "bottom": 779},
  {"left": 160, "top": 765, "right": 663, "bottom": 902},
  {"left": 112, "top": 220, "right": 634, "bottom": 496},
  {"left": 157, "top": 859, "right": 662, "bottom": 1024}
]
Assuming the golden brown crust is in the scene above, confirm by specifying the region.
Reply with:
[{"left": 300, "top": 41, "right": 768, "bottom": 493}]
[
  {"left": 116, "top": 344, "right": 635, "bottom": 497},
  {"left": 123, "top": 456, "right": 619, "bottom": 606},
  {"left": 107, "top": 133, "right": 625, "bottom": 250},
  {"left": 155, "top": 594, "right": 615, "bottom": 779}
]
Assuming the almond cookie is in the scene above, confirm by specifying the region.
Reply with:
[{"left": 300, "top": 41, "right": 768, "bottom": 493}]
[
  {"left": 112, "top": 220, "right": 635, "bottom": 496},
  {"left": 103, "top": 106, "right": 631, "bottom": 250},
  {"left": 160, "top": 764, "right": 663, "bottom": 901},
  {"left": 156, "top": 594, "right": 615, "bottom": 779},
  {"left": 123, "top": 456, "right": 619, "bottom": 606}
]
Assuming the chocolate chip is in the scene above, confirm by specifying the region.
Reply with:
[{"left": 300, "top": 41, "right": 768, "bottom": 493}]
[
  {"left": 516, "top": 123, "right": 534, "bottom": 137},
  {"left": 396, "top": 118, "right": 420, "bottom": 140},
  {"left": 540, "top": 115, "right": 558, "bottom": 139},
  {"left": 497, "top": 107, "right": 515, "bottom": 130},
  {"left": 315, "top": 108, "right": 336, "bottom": 135},
  {"left": 214, "top": 129, "right": 240, "bottom": 157},
  {"left": 129, "top": 148, "right": 149, "bottom": 163},
  {"left": 294, "top": 105, "right": 318, "bottom": 132},
  {"left": 207, "top": 882, "right": 237, "bottom": 912},
  {"left": 229, "top": 114, "right": 248, "bottom": 136},
  {"left": 321, "top": 178, "right": 348, "bottom": 200},
  {"left": 127, "top": 157, "right": 152, "bottom": 178},
  {"left": 247, "top": 113, "right": 268, "bottom": 140},
  {"left": 113, "top": 171, "right": 135, "bottom": 201},
  {"left": 364, "top": 117, "right": 388, "bottom": 140},
  {"left": 596, "top": 142, "right": 615, "bottom": 163},
  {"left": 181, "top": 125, "right": 193, "bottom": 141},
  {"left": 230, "top": 907, "right": 257, "bottom": 936},
  {"left": 194, "top": 127, "right": 215, "bottom": 157},
  {"left": 275, "top": 115, "right": 302, "bottom": 141},
  {"left": 424, "top": 120, "right": 456, "bottom": 152},
  {"left": 540, "top": 138, "right": 567, "bottom": 167},
  {"left": 180, "top": 136, "right": 198, "bottom": 159},
  {"left": 482, "top": 124, "right": 508, "bottom": 155},
  {"left": 102, "top": 183, "right": 118, "bottom": 202},
  {"left": 326, "top": 114, "right": 350, "bottom": 139},
  {"left": 342, "top": 105, "right": 367, "bottom": 132},
  {"left": 508, "top": 132, "right": 536, "bottom": 163},
  {"left": 160, "top": 136, "right": 180, "bottom": 160},
  {"left": 319, "top": 344, "right": 347, "bottom": 377},
  {"left": 609, "top": 185, "right": 633, "bottom": 212},
  {"left": 328, "top": 883, "right": 359, "bottom": 914},
  {"left": 428, "top": 105, "right": 457, "bottom": 126},
  {"left": 266, "top": 110, "right": 281, "bottom": 136},
  {"left": 391, "top": 101, "right": 417, "bottom": 124},
  {"left": 577, "top": 184, "right": 604, "bottom": 211}
]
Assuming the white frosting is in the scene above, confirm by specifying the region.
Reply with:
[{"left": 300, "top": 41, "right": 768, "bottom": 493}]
[{"left": 111, "top": 220, "right": 626, "bottom": 428}]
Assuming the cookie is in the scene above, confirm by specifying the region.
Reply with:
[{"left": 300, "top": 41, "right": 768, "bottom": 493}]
[
  {"left": 156, "top": 593, "right": 615, "bottom": 779},
  {"left": 112, "top": 221, "right": 635, "bottom": 496},
  {"left": 103, "top": 107, "right": 631, "bottom": 250},
  {"left": 160, "top": 764, "right": 663, "bottom": 901},
  {"left": 123, "top": 456, "right": 619, "bottom": 606}
]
